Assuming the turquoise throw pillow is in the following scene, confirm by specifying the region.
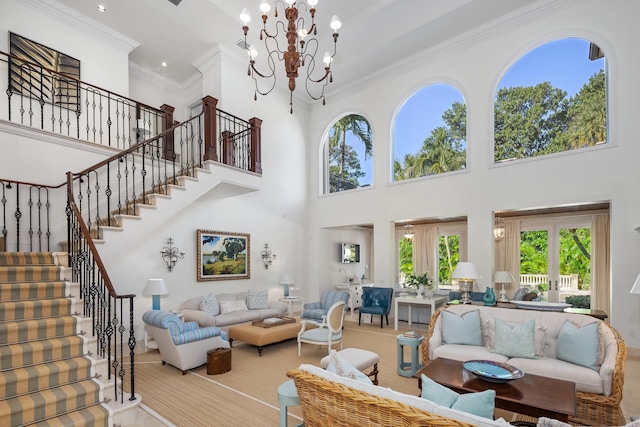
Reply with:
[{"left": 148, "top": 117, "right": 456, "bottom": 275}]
[
  {"left": 420, "top": 374, "right": 459, "bottom": 407},
  {"left": 556, "top": 321, "right": 599, "bottom": 370},
  {"left": 421, "top": 374, "right": 495, "bottom": 419},
  {"left": 442, "top": 310, "right": 482, "bottom": 346},
  {"left": 492, "top": 318, "right": 536, "bottom": 359},
  {"left": 452, "top": 389, "right": 496, "bottom": 419}
]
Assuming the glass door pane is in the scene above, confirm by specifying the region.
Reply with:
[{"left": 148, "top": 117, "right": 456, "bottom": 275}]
[
  {"left": 558, "top": 227, "right": 591, "bottom": 303},
  {"left": 520, "top": 229, "right": 549, "bottom": 301},
  {"left": 519, "top": 225, "right": 591, "bottom": 303}
]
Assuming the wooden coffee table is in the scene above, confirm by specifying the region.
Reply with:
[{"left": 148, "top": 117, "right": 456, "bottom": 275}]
[{"left": 414, "top": 358, "right": 576, "bottom": 421}]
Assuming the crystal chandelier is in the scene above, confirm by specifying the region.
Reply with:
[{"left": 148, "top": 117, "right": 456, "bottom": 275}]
[{"left": 240, "top": 0, "right": 341, "bottom": 114}]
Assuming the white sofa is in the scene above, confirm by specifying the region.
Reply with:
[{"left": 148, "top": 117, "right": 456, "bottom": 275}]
[
  {"left": 289, "top": 363, "right": 512, "bottom": 427},
  {"left": 179, "top": 292, "right": 287, "bottom": 330},
  {"left": 423, "top": 304, "right": 627, "bottom": 426}
]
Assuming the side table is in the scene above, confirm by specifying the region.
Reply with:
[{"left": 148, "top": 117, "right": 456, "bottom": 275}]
[
  {"left": 397, "top": 334, "right": 424, "bottom": 377},
  {"left": 277, "top": 379, "right": 303, "bottom": 427},
  {"left": 279, "top": 296, "right": 304, "bottom": 316}
]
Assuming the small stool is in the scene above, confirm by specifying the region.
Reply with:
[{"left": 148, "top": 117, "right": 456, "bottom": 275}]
[
  {"left": 397, "top": 334, "right": 424, "bottom": 377},
  {"left": 207, "top": 347, "right": 231, "bottom": 375},
  {"left": 278, "top": 379, "right": 303, "bottom": 427},
  {"left": 320, "top": 348, "right": 380, "bottom": 385}
]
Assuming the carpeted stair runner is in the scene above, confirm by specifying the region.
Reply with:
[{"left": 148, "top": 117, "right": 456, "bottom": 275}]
[{"left": 0, "top": 252, "right": 110, "bottom": 427}]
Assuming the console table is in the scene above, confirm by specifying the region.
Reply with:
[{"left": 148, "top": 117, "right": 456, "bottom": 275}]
[{"left": 394, "top": 295, "right": 446, "bottom": 330}]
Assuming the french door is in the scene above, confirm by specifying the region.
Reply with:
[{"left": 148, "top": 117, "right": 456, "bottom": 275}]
[{"left": 520, "top": 218, "right": 591, "bottom": 303}]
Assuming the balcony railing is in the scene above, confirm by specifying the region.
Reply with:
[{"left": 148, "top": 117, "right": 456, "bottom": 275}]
[
  {"left": 1, "top": 50, "right": 262, "bottom": 174},
  {"left": 519, "top": 274, "right": 580, "bottom": 291}
]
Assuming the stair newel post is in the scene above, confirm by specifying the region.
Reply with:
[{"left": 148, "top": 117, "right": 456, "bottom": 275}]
[
  {"left": 202, "top": 95, "right": 219, "bottom": 164},
  {"left": 160, "top": 104, "right": 175, "bottom": 166},
  {"left": 160, "top": 104, "right": 175, "bottom": 192},
  {"left": 249, "top": 117, "right": 262, "bottom": 174}
]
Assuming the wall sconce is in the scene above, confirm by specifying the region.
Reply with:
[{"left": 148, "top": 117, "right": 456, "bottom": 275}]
[
  {"left": 261, "top": 243, "right": 276, "bottom": 269},
  {"left": 160, "top": 237, "right": 185, "bottom": 272}
]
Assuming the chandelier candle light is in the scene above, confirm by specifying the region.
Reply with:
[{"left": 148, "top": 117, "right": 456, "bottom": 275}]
[{"left": 240, "top": 0, "right": 341, "bottom": 113}]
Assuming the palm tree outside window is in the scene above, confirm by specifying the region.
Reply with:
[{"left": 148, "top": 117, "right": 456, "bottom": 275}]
[{"left": 326, "top": 114, "right": 373, "bottom": 193}]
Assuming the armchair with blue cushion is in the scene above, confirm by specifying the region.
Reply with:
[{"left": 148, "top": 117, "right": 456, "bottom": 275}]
[
  {"left": 301, "top": 290, "right": 350, "bottom": 323},
  {"left": 142, "top": 310, "right": 230, "bottom": 374},
  {"left": 359, "top": 287, "right": 393, "bottom": 328}
]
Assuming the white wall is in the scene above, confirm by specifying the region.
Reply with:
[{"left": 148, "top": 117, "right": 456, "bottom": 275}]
[{"left": 307, "top": 0, "right": 640, "bottom": 348}]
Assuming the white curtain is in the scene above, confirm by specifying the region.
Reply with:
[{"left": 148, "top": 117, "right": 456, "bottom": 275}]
[
  {"left": 412, "top": 226, "right": 437, "bottom": 279},
  {"left": 495, "top": 219, "right": 521, "bottom": 296},
  {"left": 591, "top": 213, "right": 610, "bottom": 313}
]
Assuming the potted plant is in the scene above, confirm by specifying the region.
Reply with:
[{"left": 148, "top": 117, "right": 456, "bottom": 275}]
[{"left": 406, "top": 272, "right": 435, "bottom": 298}]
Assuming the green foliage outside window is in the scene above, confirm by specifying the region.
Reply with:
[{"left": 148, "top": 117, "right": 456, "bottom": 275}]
[
  {"left": 520, "top": 228, "right": 591, "bottom": 290},
  {"left": 328, "top": 114, "right": 372, "bottom": 193}
]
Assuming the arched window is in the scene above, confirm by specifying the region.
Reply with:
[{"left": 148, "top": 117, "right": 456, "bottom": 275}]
[
  {"left": 324, "top": 114, "right": 373, "bottom": 194},
  {"left": 393, "top": 84, "right": 466, "bottom": 182},
  {"left": 494, "top": 38, "right": 607, "bottom": 162}
]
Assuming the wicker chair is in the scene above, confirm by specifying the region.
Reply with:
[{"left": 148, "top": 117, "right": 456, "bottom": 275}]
[
  {"left": 287, "top": 368, "right": 476, "bottom": 427},
  {"left": 421, "top": 307, "right": 628, "bottom": 427}
]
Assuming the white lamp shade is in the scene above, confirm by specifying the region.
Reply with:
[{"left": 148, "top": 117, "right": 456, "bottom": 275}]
[
  {"left": 494, "top": 271, "right": 515, "bottom": 284},
  {"left": 452, "top": 262, "right": 481, "bottom": 280},
  {"left": 279, "top": 273, "right": 294, "bottom": 285},
  {"left": 631, "top": 274, "right": 640, "bottom": 294},
  {"left": 143, "top": 279, "right": 169, "bottom": 296}
]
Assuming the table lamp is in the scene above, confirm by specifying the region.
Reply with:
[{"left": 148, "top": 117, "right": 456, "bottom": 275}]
[
  {"left": 452, "top": 262, "right": 481, "bottom": 304},
  {"left": 494, "top": 271, "right": 515, "bottom": 302},
  {"left": 143, "top": 279, "right": 169, "bottom": 310},
  {"left": 280, "top": 273, "right": 294, "bottom": 298}
]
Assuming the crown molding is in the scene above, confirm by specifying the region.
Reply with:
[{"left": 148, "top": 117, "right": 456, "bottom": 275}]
[{"left": 16, "top": 0, "right": 140, "bottom": 53}]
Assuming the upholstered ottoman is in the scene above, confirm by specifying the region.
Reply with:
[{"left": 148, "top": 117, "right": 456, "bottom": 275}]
[
  {"left": 320, "top": 348, "right": 380, "bottom": 385},
  {"left": 228, "top": 319, "right": 314, "bottom": 356}
]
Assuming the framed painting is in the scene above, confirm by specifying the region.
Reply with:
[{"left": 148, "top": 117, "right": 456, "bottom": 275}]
[
  {"left": 197, "top": 229, "right": 250, "bottom": 281},
  {"left": 9, "top": 32, "right": 81, "bottom": 110}
]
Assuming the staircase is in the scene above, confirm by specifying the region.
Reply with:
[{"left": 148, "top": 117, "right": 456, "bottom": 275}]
[{"left": 0, "top": 252, "right": 112, "bottom": 426}]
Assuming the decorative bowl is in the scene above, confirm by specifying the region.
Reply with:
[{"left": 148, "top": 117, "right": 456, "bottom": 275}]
[{"left": 463, "top": 360, "right": 525, "bottom": 383}]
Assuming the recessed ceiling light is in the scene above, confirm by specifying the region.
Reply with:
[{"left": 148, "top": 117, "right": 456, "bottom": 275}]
[
  {"left": 161, "top": 62, "right": 167, "bottom": 68},
  {"left": 97, "top": 5, "right": 106, "bottom": 12}
]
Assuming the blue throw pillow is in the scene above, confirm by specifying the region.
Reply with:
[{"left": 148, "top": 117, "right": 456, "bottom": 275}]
[
  {"left": 200, "top": 293, "right": 220, "bottom": 316},
  {"left": 556, "top": 321, "right": 599, "bottom": 370},
  {"left": 247, "top": 289, "right": 269, "bottom": 310},
  {"left": 442, "top": 310, "right": 482, "bottom": 346},
  {"left": 492, "top": 318, "right": 536, "bottom": 359},
  {"left": 421, "top": 374, "right": 495, "bottom": 419}
]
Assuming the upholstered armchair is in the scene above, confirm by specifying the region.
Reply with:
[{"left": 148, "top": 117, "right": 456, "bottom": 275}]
[
  {"left": 301, "top": 290, "right": 350, "bottom": 323},
  {"left": 359, "top": 287, "right": 393, "bottom": 328},
  {"left": 142, "top": 310, "right": 230, "bottom": 374},
  {"left": 298, "top": 301, "right": 346, "bottom": 356}
]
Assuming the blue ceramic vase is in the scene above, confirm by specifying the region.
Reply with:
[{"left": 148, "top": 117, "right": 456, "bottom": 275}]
[{"left": 483, "top": 287, "right": 496, "bottom": 306}]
